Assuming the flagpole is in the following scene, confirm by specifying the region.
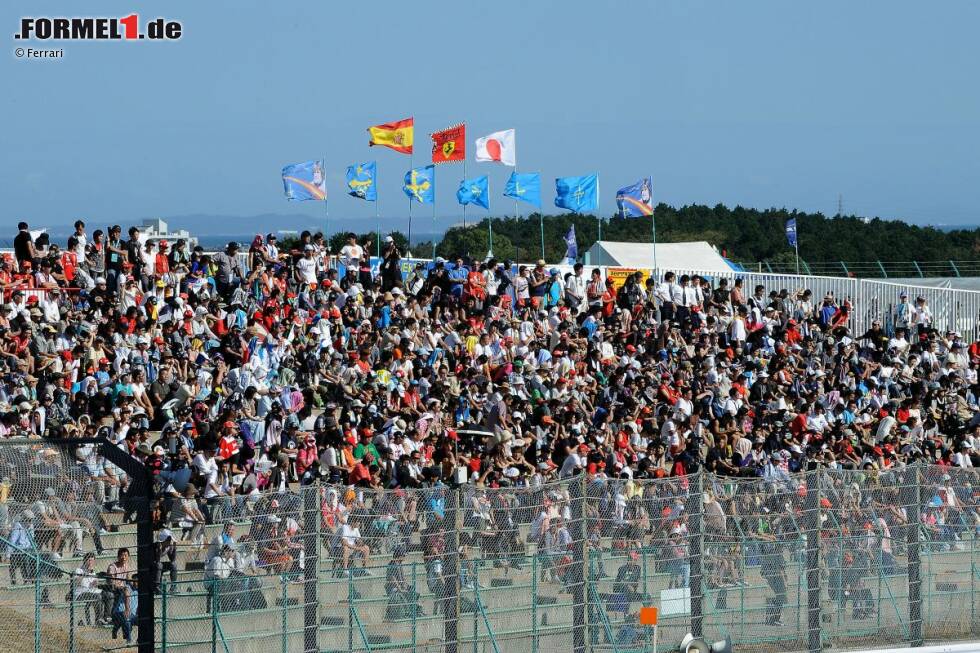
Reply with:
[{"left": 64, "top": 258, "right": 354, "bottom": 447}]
[
  {"left": 539, "top": 213, "right": 545, "bottom": 261},
  {"left": 321, "top": 155, "right": 330, "bottom": 244},
  {"left": 513, "top": 151, "right": 520, "bottom": 237},
  {"left": 431, "top": 183, "right": 437, "bottom": 260},
  {"left": 407, "top": 151, "right": 414, "bottom": 255},
  {"left": 651, "top": 175, "right": 658, "bottom": 274},
  {"left": 795, "top": 224, "right": 800, "bottom": 275},
  {"left": 487, "top": 176, "right": 494, "bottom": 259},
  {"left": 375, "top": 164, "right": 381, "bottom": 259},
  {"left": 596, "top": 172, "right": 601, "bottom": 244},
  {"left": 462, "top": 158, "right": 467, "bottom": 230}
]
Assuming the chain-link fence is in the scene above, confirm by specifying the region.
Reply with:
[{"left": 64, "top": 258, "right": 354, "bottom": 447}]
[
  {"left": 6, "top": 441, "right": 980, "bottom": 653},
  {"left": 0, "top": 438, "right": 144, "bottom": 652}
]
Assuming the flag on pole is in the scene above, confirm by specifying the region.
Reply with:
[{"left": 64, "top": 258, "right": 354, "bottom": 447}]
[
  {"left": 785, "top": 218, "right": 797, "bottom": 247},
  {"left": 555, "top": 174, "right": 598, "bottom": 212},
  {"left": 431, "top": 124, "right": 465, "bottom": 164},
  {"left": 503, "top": 172, "right": 541, "bottom": 207},
  {"left": 475, "top": 129, "right": 516, "bottom": 166},
  {"left": 563, "top": 225, "right": 578, "bottom": 264},
  {"left": 615, "top": 177, "right": 654, "bottom": 217},
  {"left": 368, "top": 117, "right": 414, "bottom": 154},
  {"left": 403, "top": 165, "right": 435, "bottom": 204},
  {"left": 282, "top": 160, "right": 326, "bottom": 201},
  {"left": 457, "top": 176, "right": 489, "bottom": 209},
  {"left": 345, "top": 161, "right": 377, "bottom": 201}
]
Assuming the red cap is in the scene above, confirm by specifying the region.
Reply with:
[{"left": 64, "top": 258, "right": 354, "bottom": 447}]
[{"left": 223, "top": 421, "right": 236, "bottom": 429}]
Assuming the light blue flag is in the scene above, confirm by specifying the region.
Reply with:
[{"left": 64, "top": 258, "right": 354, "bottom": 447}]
[
  {"left": 616, "top": 177, "right": 654, "bottom": 217},
  {"left": 555, "top": 174, "right": 598, "bottom": 212},
  {"left": 403, "top": 165, "right": 435, "bottom": 204},
  {"left": 563, "top": 225, "right": 578, "bottom": 264},
  {"left": 785, "top": 218, "right": 797, "bottom": 247},
  {"left": 282, "top": 160, "right": 326, "bottom": 201},
  {"left": 346, "top": 161, "right": 377, "bottom": 201},
  {"left": 457, "top": 176, "right": 489, "bottom": 210},
  {"left": 503, "top": 172, "right": 541, "bottom": 207}
]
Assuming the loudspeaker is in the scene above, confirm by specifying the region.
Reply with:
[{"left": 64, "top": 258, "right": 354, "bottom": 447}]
[
  {"left": 679, "top": 633, "right": 709, "bottom": 653},
  {"left": 679, "top": 633, "right": 732, "bottom": 653}
]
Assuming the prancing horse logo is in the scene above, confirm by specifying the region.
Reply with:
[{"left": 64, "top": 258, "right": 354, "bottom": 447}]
[{"left": 441, "top": 141, "right": 456, "bottom": 158}]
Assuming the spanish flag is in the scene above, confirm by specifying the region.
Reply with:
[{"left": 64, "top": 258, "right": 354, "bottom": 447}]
[{"left": 368, "top": 117, "right": 414, "bottom": 155}]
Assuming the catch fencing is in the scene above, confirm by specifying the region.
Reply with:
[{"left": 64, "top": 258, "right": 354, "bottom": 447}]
[
  {"left": 7, "top": 453, "right": 980, "bottom": 652},
  {"left": 153, "top": 466, "right": 980, "bottom": 652}
]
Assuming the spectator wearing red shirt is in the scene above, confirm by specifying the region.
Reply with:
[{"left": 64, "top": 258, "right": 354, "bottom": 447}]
[{"left": 348, "top": 452, "right": 374, "bottom": 486}]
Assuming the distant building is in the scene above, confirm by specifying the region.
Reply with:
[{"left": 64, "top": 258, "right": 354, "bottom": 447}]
[{"left": 139, "top": 218, "right": 196, "bottom": 247}]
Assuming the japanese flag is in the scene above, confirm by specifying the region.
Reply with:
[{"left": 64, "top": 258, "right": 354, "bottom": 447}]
[{"left": 475, "top": 129, "right": 516, "bottom": 166}]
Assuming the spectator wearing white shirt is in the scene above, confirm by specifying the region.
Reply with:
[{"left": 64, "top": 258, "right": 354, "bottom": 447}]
[
  {"left": 339, "top": 235, "right": 364, "bottom": 269},
  {"left": 295, "top": 245, "right": 318, "bottom": 286},
  {"left": 952, "top": 442, "right": 974, "bottom": 468},
  {"left": 564, "top": 263, "right": 588, "bottom": 313}
]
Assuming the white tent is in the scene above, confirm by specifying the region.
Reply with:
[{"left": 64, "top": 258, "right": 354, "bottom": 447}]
[{"left": 584, "top": 240, "right": 732, "bottom": 272}]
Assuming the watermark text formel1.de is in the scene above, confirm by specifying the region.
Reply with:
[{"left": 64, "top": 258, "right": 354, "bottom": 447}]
[{"left": 14, "top": 15, "right": 182, "bottom": 41}]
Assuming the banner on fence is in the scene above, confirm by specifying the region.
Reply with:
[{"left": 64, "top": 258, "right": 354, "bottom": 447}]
[{"left": 606, "top": 266, "right": 652, "bottom": 289}]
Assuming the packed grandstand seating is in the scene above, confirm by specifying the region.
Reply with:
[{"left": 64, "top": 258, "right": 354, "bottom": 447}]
[{"left": 1, "top": 221, "right": 979, "bottom": 649}]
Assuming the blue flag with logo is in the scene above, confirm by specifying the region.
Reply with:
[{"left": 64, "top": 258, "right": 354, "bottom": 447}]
[
  {"left": 457, "top": 176, "right": 489, "bottom": 210},
  {"left": 616, "top": 177, "right": 654, "bottom": 217},
  {"left": 563, "top": 225, "right": 578, "bottom": 264},
  {"left": 282, "top": 160, "right": 327, "bottom": 201},
  {"left": 555, "top": 174, "right": 598, "bottom": 212},
  {"left": 503, "top": 172, "right": 541, "bottom": 207},
  {"left": 403, "top": 165, "right": 435, "bottom": 204},
  {"left": 346, "top": 161, "right": 377, "bottom": 201},
  {"left": 785, "top": 218, "right": 797, "bottom": 247}
]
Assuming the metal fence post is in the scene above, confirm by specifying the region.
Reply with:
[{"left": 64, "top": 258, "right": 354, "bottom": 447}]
[
  {"left": 905, "top": 464, "right": 923, "bottom": 646},
  {"left": 444, "top": 485, "right": 461, "bottom": 653},
  {"left": 302, "top": 485, "right": 319, "bottom": 653},
  {"left": 281, "top": 573, "right": 289, "bottom": 653},
  {"left": 161, "top": 582, "right": 168, "bottom": 653},
  {"left": 34, "top": 547, "right": 41, "bottom": 653},
  {"left": 211, "top": 579, "right": 218, "bottom": 653},
  {"left": 68, "top": 574, "right": 76, "bottom": 653},
  {"left": 347, "top": 568, "right": 354, "bottom": 653},
  {"left": 688, "top": 470, "right": 705, "bottom": 639},
  {"left": 570, "top": 472, "right": 587, "bottom": 653},
  {"left": 805, "top": 470, "right": 822, "bottom": 653}
]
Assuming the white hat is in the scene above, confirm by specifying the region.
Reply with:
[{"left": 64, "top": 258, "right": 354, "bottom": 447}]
[
  {"left": 158, "top": 529, "right": 173, "bottom": 542},
  {"left": 384, "top": 235, "right": 394, "bottom": 243}
]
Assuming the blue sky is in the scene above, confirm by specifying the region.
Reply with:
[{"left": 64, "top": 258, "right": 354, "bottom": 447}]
[{"left": 2, "top": 0, "right": 979, "bottom": 232}]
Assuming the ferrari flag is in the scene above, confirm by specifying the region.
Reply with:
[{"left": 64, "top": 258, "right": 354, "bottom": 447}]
[
  {"left": 431, "top": 124, "right": 465, "bottom": 164},
  {"left": 368, "top": 117, "right": 414, "bottom": 154}
]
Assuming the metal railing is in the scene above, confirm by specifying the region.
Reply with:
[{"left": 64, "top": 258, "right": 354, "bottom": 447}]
[{"left": 749, "top": 259, "right": 980, "bottom": 278}]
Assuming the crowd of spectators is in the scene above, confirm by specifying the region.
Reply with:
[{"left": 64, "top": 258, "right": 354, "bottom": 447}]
[{"left": 1, "top": 218, "right": 980, "bottom": 638}]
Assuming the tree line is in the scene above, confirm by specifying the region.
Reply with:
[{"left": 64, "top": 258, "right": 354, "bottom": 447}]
[{"left": 307, "top": 204, "right": 980, "bottom": 266}]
